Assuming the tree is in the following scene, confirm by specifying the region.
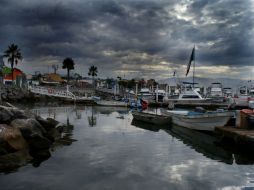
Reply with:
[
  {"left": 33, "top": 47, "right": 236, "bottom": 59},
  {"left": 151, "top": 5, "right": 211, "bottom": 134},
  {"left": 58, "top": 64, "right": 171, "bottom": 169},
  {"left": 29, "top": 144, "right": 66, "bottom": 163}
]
[
  {"left": 88, "top": 65, "right": 98, "bottom": 88},
  {"left": 3, "top": 44, "right": 22, "bottom": 84},
  {"left": 62, "top": 57, "right": 75, "bottom": 84}
]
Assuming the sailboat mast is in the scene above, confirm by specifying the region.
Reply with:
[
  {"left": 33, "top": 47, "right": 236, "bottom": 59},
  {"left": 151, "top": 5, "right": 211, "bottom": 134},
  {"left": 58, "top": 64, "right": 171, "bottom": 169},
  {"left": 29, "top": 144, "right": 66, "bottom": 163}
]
[
  {"left": 193, "top": 46, "right": 195, "bottom": 89},
  {"left": 193, "top": 59, "right": 195, "bottom": 88}
]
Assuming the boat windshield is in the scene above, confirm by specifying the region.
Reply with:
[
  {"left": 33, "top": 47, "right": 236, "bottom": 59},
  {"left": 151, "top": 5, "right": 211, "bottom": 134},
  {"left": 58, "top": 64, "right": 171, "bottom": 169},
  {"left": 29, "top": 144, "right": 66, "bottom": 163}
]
[{"left": 211, "top": 83, "right": 222, "bottom": 88}]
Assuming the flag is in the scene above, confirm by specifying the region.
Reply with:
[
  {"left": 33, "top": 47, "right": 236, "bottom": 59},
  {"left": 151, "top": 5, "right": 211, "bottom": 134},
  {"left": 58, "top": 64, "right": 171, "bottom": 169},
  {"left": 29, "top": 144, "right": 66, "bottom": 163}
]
[{"left": 186, "top": 46, "right": 195, "bottom": 76}]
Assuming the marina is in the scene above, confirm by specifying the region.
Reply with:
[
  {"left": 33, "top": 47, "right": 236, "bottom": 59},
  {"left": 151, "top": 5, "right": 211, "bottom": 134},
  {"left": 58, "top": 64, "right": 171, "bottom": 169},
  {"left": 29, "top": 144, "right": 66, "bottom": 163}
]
[{"left": 1, "top": 0, "right": 254, "bottom": 189}]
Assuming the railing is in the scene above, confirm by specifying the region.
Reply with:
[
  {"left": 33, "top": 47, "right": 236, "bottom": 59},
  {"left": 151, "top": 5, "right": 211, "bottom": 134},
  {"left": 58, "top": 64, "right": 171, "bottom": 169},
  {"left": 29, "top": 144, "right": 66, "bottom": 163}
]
[{"left": 28, "top": 85, "right": 76, "bottom": 100}]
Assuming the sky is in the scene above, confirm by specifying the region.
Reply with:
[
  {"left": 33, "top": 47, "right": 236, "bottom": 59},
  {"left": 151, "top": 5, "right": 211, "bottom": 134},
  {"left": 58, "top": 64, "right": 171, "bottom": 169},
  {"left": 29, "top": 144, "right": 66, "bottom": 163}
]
[{"left": 1, "top": 0, "right": 254, "bottom": 80}]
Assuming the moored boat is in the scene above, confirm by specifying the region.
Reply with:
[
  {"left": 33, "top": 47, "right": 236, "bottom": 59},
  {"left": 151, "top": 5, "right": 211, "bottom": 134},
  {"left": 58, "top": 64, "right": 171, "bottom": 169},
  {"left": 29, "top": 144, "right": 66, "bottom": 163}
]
[
  {"left": 161, "top": 109, "right": 234, "bottom": 131},
  {"left": 96, "top": 100, "right": 128, "bottom": 107},
  {"left": 132, "top": 111, "right": 171, "bottom": 125}
]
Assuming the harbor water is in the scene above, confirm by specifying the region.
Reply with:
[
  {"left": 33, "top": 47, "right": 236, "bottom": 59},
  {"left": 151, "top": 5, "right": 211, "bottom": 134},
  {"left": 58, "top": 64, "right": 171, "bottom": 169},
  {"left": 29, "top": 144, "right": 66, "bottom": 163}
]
[{"left": 1, "top": 105, "right": 254, "bottom": 190}]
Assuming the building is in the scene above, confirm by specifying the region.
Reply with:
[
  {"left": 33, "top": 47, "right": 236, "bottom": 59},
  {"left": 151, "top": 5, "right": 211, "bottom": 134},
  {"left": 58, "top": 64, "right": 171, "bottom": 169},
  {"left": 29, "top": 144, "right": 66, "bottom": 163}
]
[{"left": 3, "top": 67, "right": 26, "bottom": 87}]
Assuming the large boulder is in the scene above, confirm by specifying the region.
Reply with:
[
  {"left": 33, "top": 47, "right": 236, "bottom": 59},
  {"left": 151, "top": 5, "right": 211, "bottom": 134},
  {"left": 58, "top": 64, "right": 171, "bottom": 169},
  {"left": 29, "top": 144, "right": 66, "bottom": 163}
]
[
  {"left": 0, "top": 105, "right": 28, "bottom": 124},
  {"left": 10, "top": 108, "right": 27, "bottom": 119},
  {"left": 10, "top": 118, "right": 46, "bottom": 138},
  {"left": 0, "top": 124, "right": 28, "bottom": 151},
  {"left": 0, "top": 106, "right": 14, "bottom": 124},
  {"left": 35, "top": 116, "right": 58, "bottom": 131}
]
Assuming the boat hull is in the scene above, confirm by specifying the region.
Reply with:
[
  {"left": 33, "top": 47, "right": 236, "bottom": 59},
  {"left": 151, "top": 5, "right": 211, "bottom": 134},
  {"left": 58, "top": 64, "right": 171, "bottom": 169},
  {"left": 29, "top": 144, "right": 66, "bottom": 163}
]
[
  {"left": 172, "top": 114, "right": 231, "bottom": 131},
  {"left": 96, "top": 100, "right": 128, "bottom": 107},
  {"left": 132, "top": 111, "right": 171, "bottom": 125},
  {"left": 162, "top": 110, "right": 234, "bottom": 131}
]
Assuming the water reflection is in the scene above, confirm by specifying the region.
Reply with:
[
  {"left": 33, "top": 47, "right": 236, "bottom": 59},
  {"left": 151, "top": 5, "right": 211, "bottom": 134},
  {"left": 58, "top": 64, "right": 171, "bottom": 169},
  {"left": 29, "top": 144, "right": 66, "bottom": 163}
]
[
  {"left": 131, "top": 118, "right": 254, "bottom": 165},
  {"left": 1, "top": 105, "right": 254, "bottom": 190},
  {"left": 88, "top": 106, "right": 97, "bottom": 127}
]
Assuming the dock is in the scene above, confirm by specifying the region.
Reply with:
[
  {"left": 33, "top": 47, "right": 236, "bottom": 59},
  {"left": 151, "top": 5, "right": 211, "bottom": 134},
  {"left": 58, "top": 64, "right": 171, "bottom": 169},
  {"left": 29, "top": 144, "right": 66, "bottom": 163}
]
[{"left": 215, "top": 126, "right": 254, "bottom": 150}]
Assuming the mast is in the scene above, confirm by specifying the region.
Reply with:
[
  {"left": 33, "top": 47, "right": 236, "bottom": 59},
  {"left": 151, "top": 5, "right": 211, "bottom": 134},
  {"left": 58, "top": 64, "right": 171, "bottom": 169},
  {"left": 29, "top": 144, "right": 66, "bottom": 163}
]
[{"left": 193, "top": 45, "right": 195, "bottom": 89}]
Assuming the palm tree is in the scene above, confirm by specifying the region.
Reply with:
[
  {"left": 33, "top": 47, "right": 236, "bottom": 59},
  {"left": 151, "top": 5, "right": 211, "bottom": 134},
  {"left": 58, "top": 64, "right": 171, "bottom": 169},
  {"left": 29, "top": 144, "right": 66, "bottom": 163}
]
[
  {"left": 62, "top": 57, "right": 75, "bottom": 84},
  {"left": 88, "top": 65, "right": 98, "bottom": 88},
  {"left": 3, "top": 44, "right": 22, "bottom": 84}
]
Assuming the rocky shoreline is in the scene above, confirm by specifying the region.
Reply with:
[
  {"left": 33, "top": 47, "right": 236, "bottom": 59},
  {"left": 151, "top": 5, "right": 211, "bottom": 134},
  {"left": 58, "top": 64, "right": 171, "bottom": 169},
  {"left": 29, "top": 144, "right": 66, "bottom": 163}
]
[{"left": 0, "top": 102, "right": 75, "bottom": 172}]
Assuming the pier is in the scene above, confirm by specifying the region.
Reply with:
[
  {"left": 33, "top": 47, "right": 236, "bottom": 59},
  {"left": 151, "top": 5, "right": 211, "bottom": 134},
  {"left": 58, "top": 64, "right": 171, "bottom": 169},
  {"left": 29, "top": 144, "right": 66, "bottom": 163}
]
[{"left": 215, "top": 126, "right": 254, "bottom": 150}]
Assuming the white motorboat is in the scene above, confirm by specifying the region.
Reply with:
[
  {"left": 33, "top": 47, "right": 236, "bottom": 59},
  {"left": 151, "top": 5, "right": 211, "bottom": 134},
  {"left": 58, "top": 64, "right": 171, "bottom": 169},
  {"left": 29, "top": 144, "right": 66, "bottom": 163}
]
[
  {"left": 223, "top": 87, "right": 233, "bottom": 97},
  {"left": 162, "top": 109, "right": 234, "bottom": 131},
  {"left": 170, "top": 86, "right": 209, "bottom": 101},
  {"left": 207, "top": 82, "right": 224, "bottom": 102},
  {"left": 139, "top": 88, "right": 155, "bottom": 100},
  {"left": 234, "top": 86, "right": 254, "bottom": 107}
]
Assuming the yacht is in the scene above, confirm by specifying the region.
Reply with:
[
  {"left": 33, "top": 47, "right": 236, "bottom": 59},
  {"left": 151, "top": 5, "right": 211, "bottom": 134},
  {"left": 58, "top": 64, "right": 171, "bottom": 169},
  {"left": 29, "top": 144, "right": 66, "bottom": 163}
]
[
  {"left": 207, "top": 82, "right": 224, "bottom": 102},
  {"left": 139, "top": 88, "right": 154, "bottom": 100},
  {"left": 234, "top": 86, "right": 254, "bottom": 107},
  {"left": 223, "top": 87, "right": 233, "bottom": 97},
  {"left": 167, "top": 83, "right": 207, "bottom": 101},
  {"left": 155, "top": 89, "right": 166, "bottom": 102}
]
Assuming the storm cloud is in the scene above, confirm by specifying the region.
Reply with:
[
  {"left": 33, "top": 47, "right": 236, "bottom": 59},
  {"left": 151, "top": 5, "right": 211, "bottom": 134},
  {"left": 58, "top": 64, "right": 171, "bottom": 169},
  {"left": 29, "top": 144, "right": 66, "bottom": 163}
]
[{"left": 1, "top": 0, "right": 254, "bottom": 79}]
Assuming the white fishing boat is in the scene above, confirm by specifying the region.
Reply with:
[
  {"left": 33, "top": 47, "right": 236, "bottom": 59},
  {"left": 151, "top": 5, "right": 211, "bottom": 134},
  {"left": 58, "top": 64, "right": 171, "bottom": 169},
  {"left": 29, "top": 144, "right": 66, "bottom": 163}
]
[
  {"left": 161, "top": 109, "right": 234, "bottom": 131},
  {"left": 132, "top": 111, "right": 171, "bottom": 125}
]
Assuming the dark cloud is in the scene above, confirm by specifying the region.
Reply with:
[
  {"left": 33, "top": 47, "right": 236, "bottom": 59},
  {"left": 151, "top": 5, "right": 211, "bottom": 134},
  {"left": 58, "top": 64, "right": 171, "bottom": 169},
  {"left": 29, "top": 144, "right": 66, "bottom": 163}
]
[{"left": 0, "top": 0, "right": 254, "bottom": 79}]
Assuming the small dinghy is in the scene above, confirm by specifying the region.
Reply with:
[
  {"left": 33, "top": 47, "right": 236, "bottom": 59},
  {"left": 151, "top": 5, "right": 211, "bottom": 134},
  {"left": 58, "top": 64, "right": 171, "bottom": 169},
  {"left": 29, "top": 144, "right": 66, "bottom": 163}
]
[
  {"left": 132, "top": 111, "right": 171, "bottom": 125},
  {"left": 161, "top": 108, "right": 234, "bottom": 131}
]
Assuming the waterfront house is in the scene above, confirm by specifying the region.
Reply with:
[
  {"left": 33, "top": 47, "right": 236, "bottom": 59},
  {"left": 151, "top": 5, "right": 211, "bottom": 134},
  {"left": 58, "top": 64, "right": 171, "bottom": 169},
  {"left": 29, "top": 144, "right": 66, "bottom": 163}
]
[{"left": 2, "top": 67, "right": 26, "bottom": 87}]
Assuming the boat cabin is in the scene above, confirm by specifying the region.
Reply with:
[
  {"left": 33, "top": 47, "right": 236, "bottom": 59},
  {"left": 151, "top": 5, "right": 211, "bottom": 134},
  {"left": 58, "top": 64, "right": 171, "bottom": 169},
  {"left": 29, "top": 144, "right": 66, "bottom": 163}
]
[{"left": 179, "top": 82, "right": 203, "bottom": 100}]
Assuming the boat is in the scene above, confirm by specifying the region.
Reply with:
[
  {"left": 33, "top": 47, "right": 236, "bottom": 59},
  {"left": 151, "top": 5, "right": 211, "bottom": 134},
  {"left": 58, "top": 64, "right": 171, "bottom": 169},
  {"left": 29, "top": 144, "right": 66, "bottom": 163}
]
[
  {"left": 223, "top": 87, "right": 233, "bottom": 97},
  {"left": 161, "top": 109, "right": 234, "bottom": 131},
  {"left": 234, "top": 86, "right": 254, "bottom": 107},
  {"left": 96, "top": 100, "right": 128, "bottom": 107},
  {"left": 155, "top": 89, "right": 166, "bottom": 102},
  {"left": 139, "top": 88, "right": 155, "bottom": 101},
  {"left": 166, "top": 82, "right": 205, "bottom": 101},
  {"left": 207, "top": 82, "right": 225, "bottom": 102},
  {"left": 132, "top": 111, "right": 171, "bottom": 125}
]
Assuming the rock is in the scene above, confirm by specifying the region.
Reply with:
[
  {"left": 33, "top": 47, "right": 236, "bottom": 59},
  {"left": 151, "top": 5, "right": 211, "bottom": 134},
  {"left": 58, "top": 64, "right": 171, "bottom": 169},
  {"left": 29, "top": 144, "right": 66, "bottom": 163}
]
[
  {"left": 0, "top": 150, "right": 32, "bottom": 173},
  {"left": 10, "top": 108, "right": 27, "bottom": 119},
  {"left": 55, "top": 122, "right": 67, "bottom": 132},
  {"left": 35, "top": 116, "right": 57, "bottom": 131},
  {"left": 46, "top": 118, "right": 59, "bottom": 127},
  {"left": 0, "top": 124, "right": 28, "bottom": 151},
  {"left": 0, "top": 106, "right": 14, "bottom": 124},
  {"left": 11, "top": 118, "right": 46, "bottom": 137},
  {"left": 47, "top": 128, "right": 61, "bottom": 141},
  {"left": 27, "top": 134, "right": 51, "bottom": 150}
]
